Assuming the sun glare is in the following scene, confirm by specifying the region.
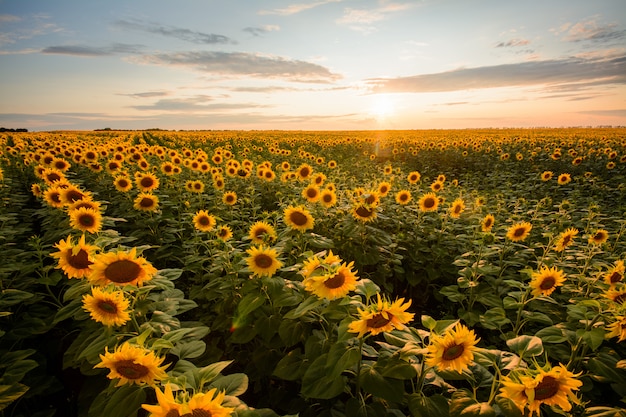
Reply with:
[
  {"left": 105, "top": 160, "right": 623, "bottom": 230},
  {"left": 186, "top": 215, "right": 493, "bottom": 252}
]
[{"left": 370, "top": 95, "right": 396, "bottom": 121}]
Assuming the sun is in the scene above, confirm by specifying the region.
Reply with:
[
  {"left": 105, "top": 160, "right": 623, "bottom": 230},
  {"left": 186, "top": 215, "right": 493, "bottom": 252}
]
[{"left": 370, "top": 95, "right": 395, "bottom": 120}]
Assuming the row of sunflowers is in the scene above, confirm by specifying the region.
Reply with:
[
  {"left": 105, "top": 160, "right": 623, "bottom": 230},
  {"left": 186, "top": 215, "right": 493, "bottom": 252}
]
[{"left": 0, "top": 128, "right": 625, "bottom": 417}]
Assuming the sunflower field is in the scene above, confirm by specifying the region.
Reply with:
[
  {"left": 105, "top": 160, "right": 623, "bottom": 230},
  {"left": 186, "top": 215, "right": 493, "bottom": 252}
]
[{"left": 0, "top": 128, "right": 625, "bottom": 417}]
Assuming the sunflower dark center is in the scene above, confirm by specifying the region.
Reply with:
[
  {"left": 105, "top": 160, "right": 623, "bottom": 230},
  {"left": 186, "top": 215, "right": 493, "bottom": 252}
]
[
  {"left": 513, "top": 227, "right": 526, "bottom": 237},
  {"left": 614, "top": 293, "right": 626, "bottom": 304},
  {"left": 105, "top": 260, "right": 141, "bottom": 283},
  {"left": 118, "top": 179, "right": 129, "bottom": 187},
  {"left": 140, "top": 198, "right": 154, "bottom": 208},
  {"left": 174, "top": 410, "right": 213, "bottom": 417},
  {"left": 97, "top": 300, "right": 118, "bottom": 314},
  {"left": 140, "top": 177, "right": 154, "bottom": 188},
  {"left": 365, "top": 194, "right": 377, "bottom": 204},
  {"left": 289, "top": 211, "right": 308, "bottom": 226},
  {"left": 323, "top": 194, "right": 332, "bottom": 203},
  {"left": 66, "top": 190, "right": 84, "bottom": 202},
  {"left": 366, "top": 313, "right": 392, "bottom": 329},
  {"left": 115, "top": 360, "right": 149, "bottom": 379},
  {"left": 608, "top": 272, "right": 623, "bottom": 283},
  {"left": 254, "top": 228, "right": 268, "bottom": 238},
  {"left": 300, "top": 167, "right": 310, "bottom": 177},
  {"left": 484, "top": 219, "right": 493, "bottom": 228},
  {"left": 324, "top": 271, "right": 346, "bottom": 289},
  {"left": 534, "top": 376, "right": 559, "bottom": 401},
  {"left": 51, "top": 193, "right": 62, "bottom": 203},
  {"left": 67, "top": 249, "right": 92, "bottom": 269},
  {"left": 562, "top": 236, "right": 571, "bottom": 246},
  {"left": 539, "top": 276, "right": 556, "bottom": 290},
  {"left": 79, "top": 214, "right": 95, "bottom": 227},
  {"left": 454, "top": 205, "right": 462, "bottom": 213},
  {"left": 442, "top": 343, "right": 465, "bottom": 361},
  {"left": 199, "top": 216, "right": 211, "bottom": 226},
  {"left": 254, "top": 254, "right": 273, "bottom": 269},
  {"left": 355, "top": 205, "right": 374, "bottom": 218},
  {"left": 47, "top": 173, "right": 61, "bottom": 182},
  {"left": 423, "top": 198, "right": 435, "bottom": 208},
  {"left": 307, "top": 188, "right": 318, "bottom": 198},
  {"left": 380, "top": 186, "right": 389, "bottom": 193}
]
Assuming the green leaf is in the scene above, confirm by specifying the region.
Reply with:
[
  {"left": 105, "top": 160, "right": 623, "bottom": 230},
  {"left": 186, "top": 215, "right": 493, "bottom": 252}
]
[
  {"left": 0, "top": 383, "right": 29, "bottom": 411},
  {"left": 581, "top": 327, "right": 605, "bottom": 352},
  {"left": 494, "top": 395, "right": 524, "bottom": 417},
  {"left": 422, "top": 315, "right": 437, "bottom": 331},
  {"left": 236, "top": 293, "right": 266, "bottom": 318},
  {"left": 273, "top": 349, "right": 306, "bottom": 381},
  {"left": 506, "top": 335, "right": 543, "bottom": 359},
  {"left": 89, "top": 384, "right": 146, "bottom": 417},
  {"left": 0, "top": 289, "right": 34, "bottom": 308},
  {"left": 359, "top": 364, "right": 405, "bottom": 403},
  {"left": 170, "top": 340, "right": 206, "bottom": 359},
  {"left": 158, "top": 268, "right": 184, "bottom": 280},
  {"left": 209, "top": 373, "right": 249, "bottom": 396},
  {"left": 535, "top": 326, "right": 567, "bottom": 343},
  {"left": 198, "top": 360, "right": 234, "bottom": 385},
  {"left": 408, "top": 393, "right": 449, "bottom": 417},
  {"left": 480, "top": 307, "right": 511, "bottom": 330},
  {"left": 283, "top": 296, "right": 324, "bottom": 319},
  {"left": 278, "top": 318, "right": 308, "bottom": 346},
  {"left": 583, "top": 406, "right": 626, "bottom": 417},
  {"left": 1, "top": 359, "right": 38, "bottom": 384},
  {"left": 354, "top": 278, "right": 380, "bottom": 299},
  {"left": 301, "top": 353, "right": 345, "bottom": 399}
]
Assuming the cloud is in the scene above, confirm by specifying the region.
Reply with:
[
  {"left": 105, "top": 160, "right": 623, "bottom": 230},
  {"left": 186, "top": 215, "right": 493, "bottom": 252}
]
[
  {"left": 243, "top": 25, "right": 280, "bottom": 37},
  {"left": 117, "top": 91, "right": 170, "bottom": 99},
  {"left": 259, "top": 0, "right": 342, "bottom": 16},
  {"left": 128, "top": 95, "right": 270, "bottom": 112},
  {"left": 0, "top": 13, "right": 63, "bottom": 46},
  {"left": 555, "top": 17, "right": 626, "bottom": 44},
  {"left": 131, "top": 51, "right": 341, "bottom": 83},
  {"left": 114, "top": 19, "right": 235, "bottom": 44},
  {"left": 337, "top": 2, "right": 414, "bottom": 33},
  {"left": 42, "top": 43, "right": 144, "bottom": 56},
  {"left": 579, "top": 109, "right": 626, "bottom": 118},
  {"left": 369, "top": 55, "right": 626, "bottom": 93},
  {"left": 495, "top": 38, "right": 530, "bottom": 48},
  {"left": 0, "top": 14, "right": 21, "bottom": 23}
]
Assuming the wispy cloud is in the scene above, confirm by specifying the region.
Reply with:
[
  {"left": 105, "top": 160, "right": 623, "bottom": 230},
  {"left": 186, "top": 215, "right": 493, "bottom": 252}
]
[
  {"left": 243, "top": 25, "right": 280, "bottom": 37},
  {"left": 114, "top": 19, "right": 235, "bottom": 45},
  {"left": 369, "top": 55, "right": 626, "bottom": 93},
  {"left": 0, "top": 13, "right": 63, "bottom": 46},
  {"left": 259, "top": 0, "right": 342, "bottom": 16},
  {"left": 117, "top": 91, "right": 170, "bottom": 99},
  {"left": 0, "top": 14, "right": 21, "bottom": 23},
  {"left": 130, "top": 96, "right": 270, "bottom": 112},
  {"left": 42, "top": 43, "right": 144, "bottom": 56},
  {"left": 553, "top": 17, "right": 626, "bottom": 44},
  {"left": 131, "top": 51, "right": 341, "bottom": 83},
  {"left": 337, "top": 1, "right": 414, "bottom": 33},
  {"left": 495, "top": 38, "right": 530, "bottom": 48}
]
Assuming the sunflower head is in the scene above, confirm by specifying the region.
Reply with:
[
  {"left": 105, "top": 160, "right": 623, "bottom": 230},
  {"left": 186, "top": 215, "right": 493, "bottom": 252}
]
[
  {"left": 51, "top": 234, "right": 100, "bottom": 279},
  {"left": 506, "top": 221, "right": 532, "bottom": 242},
  {"left": 284, "top": 205, "right": 314, "bottom": 232},
  {"left": 89, "top": 247, "right": 157, "bottom": 287},
  {"left": 348, "top": 294, "right": 414, "bottom": 338},
  {"left": 418, "top": 192, "right": 439, "bottom": 212},
  {"left": 82, "top": 286, "right": 131, "bottom": 327},
  {"left": 351, "top": 203, "right": 377, "bottom": 222},
  {"left": 69, "top": 207, "right": 103, "bottom": 234},
  {"left": 588, "top": 229, "right": 609, "bottom": 245},
  {"left": 248, "top": 221, "right": 277, "bottom": 244},
  {"left": 425, "top": 322, "right": 480, "bottom": 374},
  {"left": 530, "top": 266, "right": 566, "bottom": 297},
  {"left": 245, "top": 245, "right": 283, "bottom": 277},
  {"left": 133, "top": 193, "right": 159, "bottom": 212},
  {"left": 95, "top": 342, "right": 168, "bottom": 387}
]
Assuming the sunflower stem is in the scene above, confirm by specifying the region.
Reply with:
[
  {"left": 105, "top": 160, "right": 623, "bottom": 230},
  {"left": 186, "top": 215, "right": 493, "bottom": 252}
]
[{"left": 355, "top": 336, "right": 365, "bottom": 398}]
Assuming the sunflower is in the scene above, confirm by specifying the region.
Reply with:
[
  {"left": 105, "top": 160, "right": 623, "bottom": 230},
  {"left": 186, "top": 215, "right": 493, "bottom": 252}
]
[
  {"left": 31, "top": 183, "right": 43, "bottom": 198},
  {"left": 588, "top": 229, "right": 609, "bottom": 245},
  {"left": 142, "top": 385, "right": 233, "bottom": 417},
  {"left": 425, "top": 323, "right": 480, "bottom": 374},
  {"left": 51, "top": 234, "right": 99, "bottom": 279},
  {"left": 481, "top": 214, "right": 495, "bottom": 233},
  {"left": 113, "top": 175, "right": 133, "bottom": 192},
  {"left": 60, "top": 185, "right": 91, "bottom": 205},
  {"left": 530, "top": 266, "right": 566, "bottom": 297},
  {"left": 506, "top": 221, "right": 532, "bottom": 242},
  {"left": 377, "top": 181, "right": 392, "bottom": 197},
  {"left": 245, "top": 245, "right": 283, "bottom": 277},
  {"left": 606, "top": 315, "right": 626, "bottom": 342},
  {"left": 222, "top": 191, "right": 237, "bottom": 206},
  {"left": 133, "top": 193, "right": 159, "bottom": 212},
  {"left": 418, "top": 192, "right": 439, "bottom": 212},
  {"left": 407, "top": 171, "right": 421, "bottom": 184},
  {"left": 303, "top": 259, "right": 359, "bottom": 300},
  {"left": 82, "top": 286, "right": 131, "bottom": 327},
  {"left": 284, "top": 205, "right": 314, "bottom": 232},
  {"left": 216, "top": 225, "right": 233, "bottom": 242},
  {"left": 69, "top": 207, "right": 102, "bottom": 234},
  {"left": 430, "top": 180, "right": 444, "bottom": 192},
  {"left": 135, "top": 172, "right": 160, "bottom": 192},
  {"left": 351, "top": 203, "right": 377, "bottom": 222},
  {"left": 189, "top": 180, "right": 205, "bottom": 193},
  {"left": 499, "top": 364, "right": 582, "bottom": 417},
  {"left": 296, "top": 163, "right": 313, "bottom": 181},
  {"left": 541, "top": 171, "right": 554, "bottom": 181},
  {"left": 95, "top": 342, "right": 168, "bottom": 387},
  {"left": 554, "top": 228, "right": 578, "bottom": 252},
  {"left": 248, "top": 221, "right": 277, "bottom": 244},
  {"left": 395, "top": 190, "right": 412, "bottom": 205},
  {"left": 43, "top": 186, "right": 65, "bottom": 208},
  {"left": 449, "top": 198, "right": 465, "bottom": 219},
  {"left": 604, "top": 260, "right": 625, "bottom": 286},
  {"left": 302, "top": 184, "right": 320, "bottom": 203},
  {"left": 605, "top": 285, "right": 626, "bottom": 305},
  {"left": 319, "top": 189, "right": 337, "bottom": 208},
  {"left": 557, "top": 173, "right": 571, "bottom": 185},
  {"left": 89, "top": 247, "right": 157, "bottom": 287},
  {"left": 193, "top": 210, "right": 216, "bottom": 232},
  {"left": 348, "top": 294, "right": 414, "bottom": 338},
  {"left": 41, "top": 168, "right": 66, "bottom": 186}
]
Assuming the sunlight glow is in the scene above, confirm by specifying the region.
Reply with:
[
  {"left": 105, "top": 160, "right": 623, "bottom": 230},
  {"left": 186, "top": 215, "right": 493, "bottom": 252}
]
[{"left": 369, "top": 95, "right": 396, "bottom": 121}]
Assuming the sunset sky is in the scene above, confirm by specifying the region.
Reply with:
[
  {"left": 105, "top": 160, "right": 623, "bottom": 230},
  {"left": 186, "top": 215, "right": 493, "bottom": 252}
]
[{"left": 1, "top": 0, "right": 625, "bottom": 131}]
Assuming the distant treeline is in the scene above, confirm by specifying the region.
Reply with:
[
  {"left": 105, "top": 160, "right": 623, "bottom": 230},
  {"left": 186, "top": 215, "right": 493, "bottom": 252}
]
[{"left": 0, "top": 127, "right": 28, "bottom": 132}]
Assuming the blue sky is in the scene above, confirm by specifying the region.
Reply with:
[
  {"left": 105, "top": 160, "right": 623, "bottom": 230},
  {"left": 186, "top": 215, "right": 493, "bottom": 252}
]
[{"left": 1, "top": 0, "right": 625, "bottom": 131}]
